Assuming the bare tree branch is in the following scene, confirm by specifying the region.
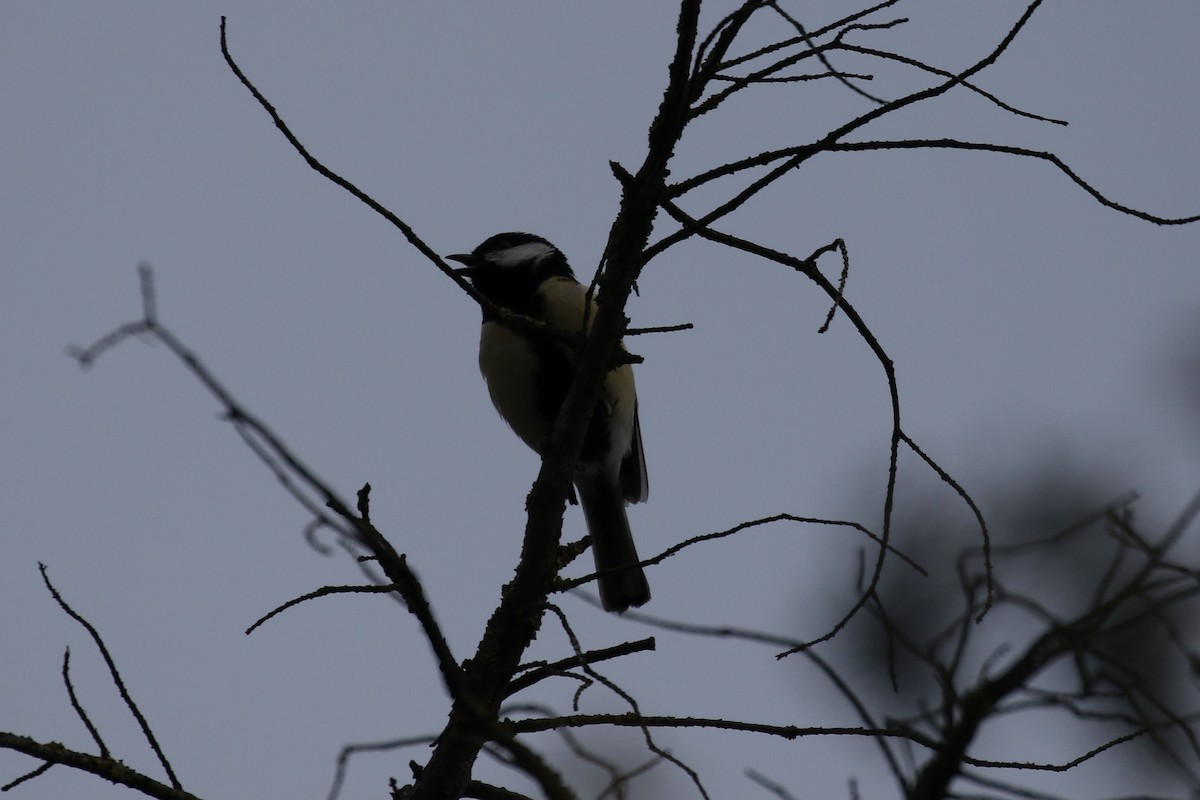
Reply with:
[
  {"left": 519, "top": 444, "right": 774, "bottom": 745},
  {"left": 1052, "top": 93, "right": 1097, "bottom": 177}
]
[{"left": 0, "top": 732, "right": 201, "bottom": 800}]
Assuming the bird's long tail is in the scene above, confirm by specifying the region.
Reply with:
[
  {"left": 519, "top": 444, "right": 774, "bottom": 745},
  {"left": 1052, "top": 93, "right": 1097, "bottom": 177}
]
[{"left": 576, "top": 477, "right": 650, "bottom": 612}]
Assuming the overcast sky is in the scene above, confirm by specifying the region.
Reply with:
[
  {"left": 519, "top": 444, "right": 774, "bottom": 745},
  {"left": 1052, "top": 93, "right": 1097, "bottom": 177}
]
[{"left": 3, "top": 3, "right": 1199, "bottom": 799}]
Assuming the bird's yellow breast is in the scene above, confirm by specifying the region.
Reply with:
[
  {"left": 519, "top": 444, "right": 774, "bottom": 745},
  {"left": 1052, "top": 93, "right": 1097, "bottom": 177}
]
[
  {"left": 477, "top": 275, "right": 638, "bottom": 469},
  {"left": 478, "top": 320, "right": 546, "bottom": 452}
]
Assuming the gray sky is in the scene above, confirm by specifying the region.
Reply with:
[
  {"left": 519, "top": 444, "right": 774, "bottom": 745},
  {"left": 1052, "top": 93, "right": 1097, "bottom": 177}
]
[{"left": 3, "top": 3, "right": 1199, "bottom": 799}]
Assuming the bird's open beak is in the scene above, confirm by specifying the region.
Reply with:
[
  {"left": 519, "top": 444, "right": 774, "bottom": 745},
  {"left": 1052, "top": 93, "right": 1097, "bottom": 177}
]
[{"left": 446, "top": 253, "right": 474, "bottom": 276}]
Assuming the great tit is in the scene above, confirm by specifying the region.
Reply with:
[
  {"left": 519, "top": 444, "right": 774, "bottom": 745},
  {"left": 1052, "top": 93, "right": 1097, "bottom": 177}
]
[{"left": 448, "top": 232, "right": 650, "bottom": 612}]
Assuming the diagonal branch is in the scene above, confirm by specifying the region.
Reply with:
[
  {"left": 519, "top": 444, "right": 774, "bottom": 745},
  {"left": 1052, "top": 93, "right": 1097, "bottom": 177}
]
[{"left": 218, "top": 18, "right": 471, "bottom": 297}]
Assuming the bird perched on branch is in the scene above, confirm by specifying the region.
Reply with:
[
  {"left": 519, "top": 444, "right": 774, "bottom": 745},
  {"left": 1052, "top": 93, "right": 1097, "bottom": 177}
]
[{"left": 448, "top": 232, "right": 650, "bottom": 612}]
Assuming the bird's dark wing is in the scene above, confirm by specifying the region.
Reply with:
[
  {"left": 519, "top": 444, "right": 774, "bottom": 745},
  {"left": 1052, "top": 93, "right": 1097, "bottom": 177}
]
[{"left": 619, "top": 403, "right": 649, "bottom": 504}]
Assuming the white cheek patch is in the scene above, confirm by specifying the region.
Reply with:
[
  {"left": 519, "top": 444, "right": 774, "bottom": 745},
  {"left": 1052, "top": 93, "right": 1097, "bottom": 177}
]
[{"left": 486, "top": 241, "right": 556, "bottom": 268}]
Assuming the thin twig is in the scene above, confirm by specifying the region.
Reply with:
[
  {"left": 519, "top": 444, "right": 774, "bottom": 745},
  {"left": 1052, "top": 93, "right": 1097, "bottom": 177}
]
[
  {"left": 768, "top": 2, "right": 887, "bottom": 104},
  {"left": 1, "top": 761, "right": 54, "bottom": 792},
  {"left": 900, "top": 431, "right": 992, "bottom": 619},
  {"left": 669, "top": 138, "right": 1199, "bottom": 225},
  {"left": 326, "top": 734, "right": 435, "bottom": 800},
  {"left": 651, "top": 1, "right": 1050, "bottom": 261},
  {"left": 511, "top": 713, "right": 1143, "bottom": 773},
  {"left": 506, "top": 637, "right": 657, "bottom": 697},
  {"left": 832, "top": 40, "right": 1068, "bottom": 125},
  {"left": 38, "top": 564, "right": 181, "bottom": 789},
  {"left": 218, "top": 19, "right": 478, "bottom": 300},
  {"left": 61, "top": 648, "right": 109, "bottom": 757},
  {"left": 715, "top": 0, "right": 902, "bottom": 72},
  {"left": 633, "top": 190, "right": 908, "bottom": 656},
  {"left": 246, "top": 583, "right": 398, "bottom": 634},
  {"left": 625, "top": 322, "right": 695, "bottom": 336},
  {"left": 543, "top": 605, "right": 711, "bottom": 799},
  {"left": 817, "top": 238, "right": 849, "bottom": 333}
]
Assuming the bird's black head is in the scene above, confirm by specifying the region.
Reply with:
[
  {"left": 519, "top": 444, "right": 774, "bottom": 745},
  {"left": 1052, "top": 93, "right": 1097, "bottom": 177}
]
[{"left": 448, "top": 232, "right": 575, "bottom": 315}]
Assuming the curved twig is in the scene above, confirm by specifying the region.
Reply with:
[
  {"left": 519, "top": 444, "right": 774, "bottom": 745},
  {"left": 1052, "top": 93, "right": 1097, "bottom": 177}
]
[
  {"left": 637, "top": 194, "right": 908, "bottom": 656},
  {"left": 246, "top": 583, "right": 399, "bottom": 634}
]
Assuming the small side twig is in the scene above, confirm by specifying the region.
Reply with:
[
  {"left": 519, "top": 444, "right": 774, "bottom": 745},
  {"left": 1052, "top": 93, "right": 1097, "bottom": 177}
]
[
  {"left": 246, "top": 583, "right": 399, "bottom": 634},
  {"left": 625, "top": 322, "right": 695, "bottom": 336},
  {"left": 1, "top": 761, "right": 54, "bottom": 792},
  {"left": 816, "top": 238, "right": 850, "bottom": 333},
  {"left": 506, "top": 637, "right": 657, "bottom": 698}
]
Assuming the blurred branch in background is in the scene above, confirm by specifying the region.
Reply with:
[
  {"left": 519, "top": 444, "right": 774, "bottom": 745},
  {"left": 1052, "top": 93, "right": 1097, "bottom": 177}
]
[{"left": 839, "top": 469, "right": 1200, "bottom": 800}]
